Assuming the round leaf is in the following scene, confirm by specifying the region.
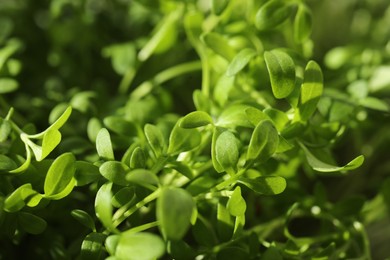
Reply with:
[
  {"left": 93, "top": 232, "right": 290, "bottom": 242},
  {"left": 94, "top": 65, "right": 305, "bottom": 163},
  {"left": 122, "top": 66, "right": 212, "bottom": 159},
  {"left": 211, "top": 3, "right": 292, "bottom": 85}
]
[
  {"left": 157, "top": 187, "right": 195, "bottom": 240},
  {"left": 99, "top": 161, "right": 130, "bottom": 186},
  {"left": 215, "top": 130, "right": 239, "bottom": 171},
  {"left": 264, "top": 50, "right": 296, "bottom": 99},
  {"left": 17, "top": 212, "right": 47, "bottom": 234},
  {"left": 116, "top": 232, "right": 165, "bottom": 260},
  {"left": 247, "top": 120, "right": 279, "bottom": 162},
  {"left": 226, "top": 48, "right": 257, "bottom": 77},
  {"left": 299, "top": 60, "right": 323, "bottom": 121},
  {"left": 180, "top": 111, "right": 213, "bottom": 129},
  {"left": 227, "top": 186, "right": 247, "bottom": 217},
  {"left": 238, "top": 176, "right": 286, "bottom": 195},
  {"left": 255, "top": 0, "right": 293, "bottom": 31},
  {"left": 44, "top": 153, "right": 76, "bottom": 199},
  {"left": 96, "top": 128, "right": 115, "bottom": 160}
]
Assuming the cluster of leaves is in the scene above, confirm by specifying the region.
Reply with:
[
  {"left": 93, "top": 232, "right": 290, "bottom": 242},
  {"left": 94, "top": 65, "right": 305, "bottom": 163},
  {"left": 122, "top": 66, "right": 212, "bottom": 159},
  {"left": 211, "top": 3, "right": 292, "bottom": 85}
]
[{"left": 1, "top": 0, "right": 390, "bottom": 259}]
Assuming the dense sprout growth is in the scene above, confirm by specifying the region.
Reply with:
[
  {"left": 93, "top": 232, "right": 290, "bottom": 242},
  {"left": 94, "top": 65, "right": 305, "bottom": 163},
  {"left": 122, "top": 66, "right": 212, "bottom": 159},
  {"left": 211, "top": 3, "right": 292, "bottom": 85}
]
[{"left": 0, "top": 0, "right": 390, "bottom": 259}]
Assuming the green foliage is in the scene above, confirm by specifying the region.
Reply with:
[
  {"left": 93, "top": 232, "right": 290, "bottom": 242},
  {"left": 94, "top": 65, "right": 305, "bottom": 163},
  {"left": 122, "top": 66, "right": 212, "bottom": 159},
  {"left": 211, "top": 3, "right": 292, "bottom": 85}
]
[{"left": 1, "top": 0, "right": 389, "bottom": 259}]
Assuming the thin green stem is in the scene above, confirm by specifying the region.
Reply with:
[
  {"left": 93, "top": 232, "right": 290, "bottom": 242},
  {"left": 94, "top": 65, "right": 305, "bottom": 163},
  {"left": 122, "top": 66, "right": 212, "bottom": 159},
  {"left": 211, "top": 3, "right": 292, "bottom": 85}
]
[
  {"left": 126, "top": 221, "right": 159, "bottom": 234},
  {"left": 118, "top": 68, "right": 136, "bottom": 95},
  {"left": 112, "top": 188, "right": 161, "bottom": 228},
  {"left": 130, "top": 61, "right": 202, "bottom": 100}
]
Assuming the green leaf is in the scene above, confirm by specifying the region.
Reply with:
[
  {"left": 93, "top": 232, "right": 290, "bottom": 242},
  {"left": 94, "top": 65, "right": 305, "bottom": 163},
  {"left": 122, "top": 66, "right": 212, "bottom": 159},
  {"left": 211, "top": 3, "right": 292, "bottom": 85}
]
[
  {"left": 4, "top": 183, "right": 37, "bottom": 212},
  {"left": 294, "top": 4, "right": 312, "bottom": 43},
  {"left": 226, "top": 48, "right": 257, "bottom": 76},
  {"left": 247, "top": 120, "right": 279, "bottom": 162},
  {"left": 129, "top": 147, "right": 146, "bottom": 169},
  {"left": 217, "top": 203, "right": 234, "bottom": 241},
  {"left": 193, "top": 89, "right": 211, "bottom": 112},
  {"left": 168, "top": 121, "right": 201, "bottom": 155},
  {"left": 95, "top": 182, "right": 117, "bottom": 232},
  {"left": 105, "top": 235, "right": 120, "bottom": 256},
  {"left": 126, "top": 169, "right": 159, "bottom": 189},
  {"left": 166, "top": 161, "right": 193, "bottom": 179},
  {"left": 144, "top": 124, "right": 166, "bottom": 157},
  {"left": 212, "top": 0, "right": 229, "bottom": 15},
  {"left": 112, "top": 187, "right": 135, "bottom": 208},
  {"left": 299, "top": 143, "right": 364, "bottom": 173},
  {"left": 217, "top": 247, "right": 250, "bottom": 260},
  {"left": 227, "top": 186, "right": 246, "bottom": 217},
  {"left": 157, "top": 187, "right": 195, "bottom": 240},
  {"left": 87, "top": 117, "right": 103, "bottom": 143},
  {"left": 203, "top": 32, "right": 235, "bottom": 61},
  {"left": 0, "top": 118, "right": 11, "bottom": 142},
  {"left": 102, "top": 43, "right": 136, "bottom": 75},
  {"left": 115, "top": 232, "right": 165, "bottom": 260},
  {"left": 215, "top": 130, "right": 239, "bottom": 171},
  {"left": 217, "top": 104, "right": 253, "bottom": 128},
  {"left": 79, "top": 232, "right": 107, "bottom": 260},
  {"left": 138, "top": 10, "right": 180, "bottom": 61},
  {"left": 359, "top": 97, "right": 390, "bottom": 112},
  {"left": 245, "top": 107, "right": 269, "bottom": 126},
  {"left": 255, "top": 0, "right": 293, "bottom": 31},
  {"left": 214, "top": 74, "right": 235, "bottom": 106},
  {"left": 260, "top": 246, "right": 283, "bottom": 260},
  {"left": 45, "top": 105, "right": 72, "bottom": 133},
  {"left": 299, "top": 60, "right": 323, "bottom": 121},
  {"left": 264, "top": 50, "right": 296, "bottom": 99},
  {"left": 104, "top": 116, "right": 137, "bottom": 136},
  {"left": 0, "top": 78, "right": 18, "bottom": 93},
  {"left": 264, "top": 108, "right": 289, "bottom": 131},
  {"left": 74, "top": 161, "right": 101, "bottom": 186},
  {"left": 71, "top": 209, "right": 96, "bottom": 231},
  {"left": 180, "top": 111, "right": 213, "bottom": 128},
  {"left": 44, "top": 153, "right": 76, "bottom": 200},
  {"left": 96, "top": 128, "right": 115, "bottom": 160},
  {"left": 238, "top": 176, "right": 286, "bottom": 195},
  {"left": 37, "top": 129, "right": 62, "bottom": 161},
  {"left": 99, "top": 161, "right": 130, "bottom": 186},
  {"left": 211, "top": 127, "right": 225, "bottom": 173},
  {"left": 0, "top": 154, "right": 17, "bottom": 172},
  {"left": 17, "top": 212, "right": 47, "bottom": 235}
]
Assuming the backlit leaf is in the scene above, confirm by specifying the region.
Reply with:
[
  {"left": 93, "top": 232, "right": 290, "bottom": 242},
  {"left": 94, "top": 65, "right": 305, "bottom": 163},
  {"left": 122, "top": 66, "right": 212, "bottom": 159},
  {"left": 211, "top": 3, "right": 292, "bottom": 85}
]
[
  {"left": 227, "top": 186, "right": 246, "bottom": 217},
  {"left": 238, "top": 176, "right": 286, "bottom": 195},
  {"left": 264, "top": 50, "right": 296, "bottom": 99},
  {"left": 299, "top": 143, "right": 364, "bottom": 173},
  {"left": 0, "top": 118, "right": 11, "bottom": 142},
  {"left": 44, "top": 153, "right": 76, "bottom": 199},
  {"left": 299, "top": 60, "right": 323, "bottom": 121}
]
